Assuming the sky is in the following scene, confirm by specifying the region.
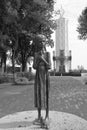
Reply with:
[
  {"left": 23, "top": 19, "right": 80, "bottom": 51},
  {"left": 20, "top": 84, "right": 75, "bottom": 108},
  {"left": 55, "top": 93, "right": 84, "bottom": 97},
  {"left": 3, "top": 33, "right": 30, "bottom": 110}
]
[{"left": 51, "top": 0, "right": 87, "bottom": 69}]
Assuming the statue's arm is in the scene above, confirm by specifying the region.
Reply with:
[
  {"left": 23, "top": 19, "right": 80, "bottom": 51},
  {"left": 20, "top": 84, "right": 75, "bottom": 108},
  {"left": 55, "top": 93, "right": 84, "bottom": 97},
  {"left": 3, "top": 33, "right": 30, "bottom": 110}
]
[{"left": 40, "top": 56, "right": 49, "bottom": 65}]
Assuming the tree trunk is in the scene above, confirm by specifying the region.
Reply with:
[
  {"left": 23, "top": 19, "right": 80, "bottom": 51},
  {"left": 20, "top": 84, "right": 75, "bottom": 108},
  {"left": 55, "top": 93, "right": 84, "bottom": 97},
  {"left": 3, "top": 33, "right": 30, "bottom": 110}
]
[
  {"left": 12, "top": 49, "right": 15, "bottom": 73},
  {"left": 12, "top": 48, "right": 15, "bottom": 81},
  {"left": 1, "top": 58, "right": 3, "bottom": 68},
  {"left": 3, "top": 54, "right": 7, "bottom": 73},
  {"left": 21, "top": 52, "right": 27, "bottom": 72},
  {"left": 4, "top": 59, "right": 6, "bottom": 73},
  {"left": 22, "top": 60, "right": 26, "bottom": 72},
  {"left": 1, "top": 53, "right": 7, "bottom": 73}
]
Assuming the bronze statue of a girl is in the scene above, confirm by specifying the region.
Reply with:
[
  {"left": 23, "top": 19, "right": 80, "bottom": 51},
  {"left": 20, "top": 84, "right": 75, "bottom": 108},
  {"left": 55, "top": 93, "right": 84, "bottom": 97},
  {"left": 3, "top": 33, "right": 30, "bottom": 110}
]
[{"left": 33, "top": 48, "right": 51, "bottom": 128}]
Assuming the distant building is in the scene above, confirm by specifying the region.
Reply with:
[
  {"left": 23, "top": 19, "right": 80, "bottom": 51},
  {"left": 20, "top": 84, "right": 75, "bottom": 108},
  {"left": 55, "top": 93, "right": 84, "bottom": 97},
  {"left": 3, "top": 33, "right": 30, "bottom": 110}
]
[{"left": 53, "top": 8, "right": 72, "bottom": 73}]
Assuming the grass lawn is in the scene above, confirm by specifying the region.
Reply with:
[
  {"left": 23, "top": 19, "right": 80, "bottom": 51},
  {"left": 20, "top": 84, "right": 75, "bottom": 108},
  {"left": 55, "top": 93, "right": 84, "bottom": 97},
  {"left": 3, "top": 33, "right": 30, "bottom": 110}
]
[
  {"left": 49, "top": 76, "right": 87, "bottom": 120},
  {"left": 0, "top": 76, "right": 87, "bottom": 121}
]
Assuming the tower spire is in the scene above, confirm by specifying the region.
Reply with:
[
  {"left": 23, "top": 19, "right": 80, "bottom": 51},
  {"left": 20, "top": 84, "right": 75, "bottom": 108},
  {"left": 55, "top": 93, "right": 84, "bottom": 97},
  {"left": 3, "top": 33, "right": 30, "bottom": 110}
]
[{"left": 60, "top": 5, "right": 65, "bottom": 17}]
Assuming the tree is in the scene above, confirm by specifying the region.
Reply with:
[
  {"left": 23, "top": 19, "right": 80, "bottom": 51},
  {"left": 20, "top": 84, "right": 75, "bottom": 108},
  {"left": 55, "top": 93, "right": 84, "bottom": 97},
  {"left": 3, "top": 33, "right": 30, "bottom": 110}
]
[
  {"left": 77, "top": 7, "right": 87, "bottom": 40},
  {"left": 14, "top": 0, "right": 56, "bottom": 71},
  {"left": 15, "top": 34, "right": 46, "bottom": 71},
  {"left": 0, "top": 47, "right": 7, "bottom": 72},
  {"left": 0, "top": 0, "right": 19, "bottom": 73},
  {"left": 15, "top": 33, "right": 32, "bottom": 71},
  {"left": 18, "top": 0, "right": 56, "bottom": 45},
  {"left": 0, "top": 0, "right": 56, "bottom": 72}
]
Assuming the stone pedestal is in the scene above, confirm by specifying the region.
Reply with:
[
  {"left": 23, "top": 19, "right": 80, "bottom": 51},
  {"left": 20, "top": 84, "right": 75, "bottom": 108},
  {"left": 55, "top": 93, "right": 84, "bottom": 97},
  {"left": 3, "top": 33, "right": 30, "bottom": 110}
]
[{"left": 0, "top": 110, "right": 87, "bottom": 130}]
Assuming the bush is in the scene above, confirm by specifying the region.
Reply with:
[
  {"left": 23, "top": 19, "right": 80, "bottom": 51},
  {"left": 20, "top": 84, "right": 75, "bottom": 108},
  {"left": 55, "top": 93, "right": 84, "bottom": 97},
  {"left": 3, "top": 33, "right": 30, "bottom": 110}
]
[
  {"left": 23, "top": 72, "right": 35, "bottom": 81},
  {"left": 7, "top": 66, "right": 20, "bottom": 73},
  {"left": 0, "top": 74, "right": 13, "bottom": 84},
  {"left": 49, "top": 71, "right": 55, "bottom": 76},
  {"left": 62, "top": 73, "right": 70, "bottom": 76},
  {"left": 50, "top": 71, "right": 81, "bottom": 76},
  {"left": 14, "top": 77, "right": 29, "bottom": 85},
  {"left": 16, "top": 72, "right": 35, "bottom": 81},
  {"left": 0, "top": 76, "right": 8, "bottom": 83},
  {"left": 70, "top": 72, "right": 81, "bottom": 76},
  {"left": 55, "top": 72, "right": 61, "bottom": 76}
]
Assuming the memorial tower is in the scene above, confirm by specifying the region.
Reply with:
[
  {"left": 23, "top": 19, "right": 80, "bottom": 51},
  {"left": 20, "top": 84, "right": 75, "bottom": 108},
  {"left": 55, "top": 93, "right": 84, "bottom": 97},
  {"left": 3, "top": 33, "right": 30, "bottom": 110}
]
[{"left": 53, "top": 7, "right": 72, "bottom": 73}]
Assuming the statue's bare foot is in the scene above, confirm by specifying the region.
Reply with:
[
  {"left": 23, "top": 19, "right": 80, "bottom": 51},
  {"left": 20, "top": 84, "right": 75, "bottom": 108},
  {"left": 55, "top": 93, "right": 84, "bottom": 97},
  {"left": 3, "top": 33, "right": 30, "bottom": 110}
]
[
  {"left": 33, "top": 117, "right": 43, "bottom": 125},
  {"left": 41, "top": 117, "right": 50, "bottom": 129}
]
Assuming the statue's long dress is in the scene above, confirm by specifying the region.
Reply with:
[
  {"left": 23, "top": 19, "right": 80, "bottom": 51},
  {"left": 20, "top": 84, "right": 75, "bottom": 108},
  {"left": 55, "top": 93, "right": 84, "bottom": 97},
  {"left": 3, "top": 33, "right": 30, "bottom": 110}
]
[{"left": 34, "top": 55, "right": 50, "bottom": 109}]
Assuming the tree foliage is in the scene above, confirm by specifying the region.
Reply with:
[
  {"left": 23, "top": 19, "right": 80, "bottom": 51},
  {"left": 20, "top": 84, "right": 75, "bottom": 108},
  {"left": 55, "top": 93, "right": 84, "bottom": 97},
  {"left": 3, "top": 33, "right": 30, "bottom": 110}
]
[
  {"left": 0, "top": 0, "right": 56, "bottom": 71},
  {"left": 77, "top": 7, "right": 87, "bottom": 40}
]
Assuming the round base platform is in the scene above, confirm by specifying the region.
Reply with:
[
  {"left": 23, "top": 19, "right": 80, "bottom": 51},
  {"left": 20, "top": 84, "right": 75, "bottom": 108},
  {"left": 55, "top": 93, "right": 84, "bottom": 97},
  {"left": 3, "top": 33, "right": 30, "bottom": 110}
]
[{"left": 0, "top": 111, "right": 87, "bottom": 130}]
